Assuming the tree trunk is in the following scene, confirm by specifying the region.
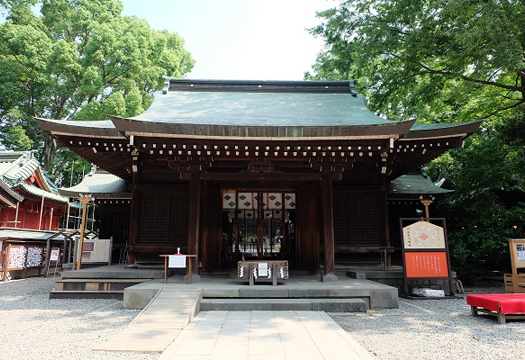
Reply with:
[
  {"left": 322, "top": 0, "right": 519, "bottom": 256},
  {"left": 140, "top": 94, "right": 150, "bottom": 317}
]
[{"left": 43, "top": 133, "right": 55, "bottom": 173}]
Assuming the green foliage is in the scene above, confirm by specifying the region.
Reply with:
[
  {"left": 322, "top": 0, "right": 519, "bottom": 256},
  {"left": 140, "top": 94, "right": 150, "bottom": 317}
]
[
  {"left": 0, "top": 0, "right": 194, "bottom": 182},
  {"left": 309, "top": 0, "right": 525, "bottom": 280},
  {"left": 429, "top": 133, "right": 525, "bottom": 281},
  {"left": 307, "top": 0, "right": 525, "bottom": 122}
]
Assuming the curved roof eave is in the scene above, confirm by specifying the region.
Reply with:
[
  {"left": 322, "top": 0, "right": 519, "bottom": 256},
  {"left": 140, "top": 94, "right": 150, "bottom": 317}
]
[
  {"left": 110, "top": 115, "right": 416, "bottom": 140},
  {"left": 404, "top": 121, "right": 482, "bottom": 139},
  {"left": 34, "top": 117, "right": 126, "bottom": 139}
]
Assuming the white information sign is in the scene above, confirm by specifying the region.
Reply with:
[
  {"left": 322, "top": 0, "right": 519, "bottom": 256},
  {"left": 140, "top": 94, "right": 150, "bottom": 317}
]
[
  {"left": 169, "top": 255, "right": 186, "bottom": 268},
  {"left": 258, "top": 262, "right": 268, "bottom": 277},
  {"left": 50, "top": 248, "right": 60, "bottom": 262},
  {"left": 517, "top": 244, "right": 525, "bottom": 260}
]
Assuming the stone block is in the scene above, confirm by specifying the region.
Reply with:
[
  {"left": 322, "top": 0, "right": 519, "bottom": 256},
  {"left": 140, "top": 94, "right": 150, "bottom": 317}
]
[
  {"left": 368, "top": 289, "right": 398, "bottom": 309},
  {"left": 239, "top": 288, "right": 289, "bottom": 298},
  {"left": 123, "top": 288, "right": 160, "bottom": 309},
  {"left": 346, "top": 271, "right": 366, "bottom": 279},
  {"left": 311, "top": 299, "right": 368, "bottom": 312}
]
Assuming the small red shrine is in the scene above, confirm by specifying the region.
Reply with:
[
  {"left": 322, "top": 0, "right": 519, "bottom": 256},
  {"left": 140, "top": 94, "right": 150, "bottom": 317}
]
[{"left": 0, "top": 152, "right": 68, "bottom": 230}]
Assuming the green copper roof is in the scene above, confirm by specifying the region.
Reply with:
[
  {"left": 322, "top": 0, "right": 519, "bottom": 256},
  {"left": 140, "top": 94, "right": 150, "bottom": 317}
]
[
  {"left": 131, "top": 92, "right": 393, "bottom": 127},
  {"left": 60, "top": 168, "right": 129, "bottom": 198},
  {"left": 388, "top": 174, "right": 453, "bottom": 196}
]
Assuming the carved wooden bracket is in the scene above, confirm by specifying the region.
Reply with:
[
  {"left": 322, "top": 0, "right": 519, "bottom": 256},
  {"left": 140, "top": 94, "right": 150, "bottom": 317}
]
[
  {"left": 168, "top": 156, "right": 213, "bottom": 180},
  {"left": 241, "top": 160, "right": 282, "bottom": 173}
]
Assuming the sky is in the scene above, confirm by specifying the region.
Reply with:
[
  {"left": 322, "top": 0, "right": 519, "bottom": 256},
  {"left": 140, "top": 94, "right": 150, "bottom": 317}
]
[{"left": 120, "top": 0, "right": 336, "bottom": 80}]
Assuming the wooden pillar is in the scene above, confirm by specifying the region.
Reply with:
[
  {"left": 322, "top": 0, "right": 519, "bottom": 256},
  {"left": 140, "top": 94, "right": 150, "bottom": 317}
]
[
  {"left": 187, "top": 165, "right": 201, "bottom": 281},
  {"left": 321, "top": 168, "right": 338, "bottom": 281},
  {"left": 128, "top": 150, "right": 141, "bottom": 265},
  {"left": 43, "top": 238, "right": 52, "bottom": 277},
  {"left": 2, "top": 243, "right": 10, "bottom": 282}
]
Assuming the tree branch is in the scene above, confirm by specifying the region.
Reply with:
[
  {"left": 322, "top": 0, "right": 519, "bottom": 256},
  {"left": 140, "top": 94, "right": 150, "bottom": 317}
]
[
  {"left": 475, "top": 99, "right": 525, "bottom": 121},
  {"left": 417, "top": 61, "right": 522, "bottom": 92}
]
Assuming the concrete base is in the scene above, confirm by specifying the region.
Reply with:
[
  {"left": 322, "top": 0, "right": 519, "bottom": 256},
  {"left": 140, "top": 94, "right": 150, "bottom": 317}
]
[
  {"left": 185, "top": 274, "right": 201, "bottom": 283},
  {"left": 322, "top": 273, "right": 339, "bottom": 282}
]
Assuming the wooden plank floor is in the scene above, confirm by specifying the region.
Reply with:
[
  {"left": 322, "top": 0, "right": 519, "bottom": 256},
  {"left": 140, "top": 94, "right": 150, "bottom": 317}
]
[{"left": 94, "top": 289, "right": 202, "bottom": 353}]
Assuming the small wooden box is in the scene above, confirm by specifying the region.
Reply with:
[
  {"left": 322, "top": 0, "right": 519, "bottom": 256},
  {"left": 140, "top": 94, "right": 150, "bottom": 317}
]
[{"left": 237, "top": 260, "right": 288, "bottom": 286}]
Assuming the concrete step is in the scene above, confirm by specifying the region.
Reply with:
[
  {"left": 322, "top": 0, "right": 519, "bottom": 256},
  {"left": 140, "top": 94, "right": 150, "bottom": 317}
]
[
  {"left": 54, "top": 278, "right": 148, "bottom": 292},
  {"left": 200, "top": 298, "right": 368, "bottom": 312},
  {"left": 54, "top": 279, "right": 148, "bottom": 293},
  {"left": 49, "top": 290, "right": 124, "bottom": 300}
]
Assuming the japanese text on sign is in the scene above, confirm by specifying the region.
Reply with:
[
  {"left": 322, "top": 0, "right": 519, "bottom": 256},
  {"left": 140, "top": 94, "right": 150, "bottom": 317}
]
[{"left": 405, "top": 252, "right": 448, "bottom": 278}]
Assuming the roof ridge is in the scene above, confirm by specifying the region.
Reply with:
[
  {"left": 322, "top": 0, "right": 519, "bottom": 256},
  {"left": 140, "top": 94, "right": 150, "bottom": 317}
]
[{"left": 165, "top": 78, "right": 357, "bottom": 94}]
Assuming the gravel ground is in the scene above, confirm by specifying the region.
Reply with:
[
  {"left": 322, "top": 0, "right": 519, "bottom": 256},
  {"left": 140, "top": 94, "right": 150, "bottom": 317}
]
[
  {"left": 2, "top": 278, "right": 524, "bottom": 360},
  {"left": 331, "top": 287, "right": 525, "bottom": 360},
  {"left": 0, "top": 277, "right": 157, "bottom": 360}
]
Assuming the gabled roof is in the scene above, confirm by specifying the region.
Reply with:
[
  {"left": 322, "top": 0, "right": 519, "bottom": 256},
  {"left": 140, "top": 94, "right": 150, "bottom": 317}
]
[
  {"left": 38, "top": 79, "right": 420, "bottom": 140},
  {"left": 35, "top": 78, "right": 480, "bottom": 141},
  {"left": 0, "top": 177, "right": 24, "bottom": 207},
  {"left": 0, "top": 151, "right": 68, "bottom": 203},
  {"left": 34, "top": 79, "right": 481, "bottom": 181}
]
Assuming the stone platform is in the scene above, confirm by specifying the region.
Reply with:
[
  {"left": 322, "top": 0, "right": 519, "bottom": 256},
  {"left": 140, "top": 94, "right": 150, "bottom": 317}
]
[
  {"left": 124, "top": 273, "right": 399, "bottom": 310},
  {"left": 61, "top": 264, "right": 166, "bottom": 279}
]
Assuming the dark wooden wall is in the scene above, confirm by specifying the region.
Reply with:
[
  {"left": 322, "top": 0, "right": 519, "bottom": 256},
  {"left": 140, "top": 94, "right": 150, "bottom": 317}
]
[
  {"left": 333, "top": 188, "right": 385, "bottom": 248},
  {"left": 138, "top": 188, "right": 189, "bottom": 248},
  {"left": 202, "top": 182, "right": 222, "bottom": 271},
  {"left": 296, "top": 183, "right": 320, "bottom": 271},
  {"left": 99, "top": 204, "right": 130, "bottom": 248}
]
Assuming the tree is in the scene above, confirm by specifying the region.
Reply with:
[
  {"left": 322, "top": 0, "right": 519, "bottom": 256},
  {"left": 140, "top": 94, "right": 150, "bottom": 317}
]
[
  {"left": 307, "top": 0, "right": 525, "bottom": 123},
  {"left": 307, "top": 0, "right": 525, "bottom": 280},
  {"left": 0, "top": 0, "right": 194, "bottom": 183}
]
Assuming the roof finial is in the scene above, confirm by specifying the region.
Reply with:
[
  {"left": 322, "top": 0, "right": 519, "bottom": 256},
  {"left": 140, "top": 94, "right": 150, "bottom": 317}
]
[
  {"left": 349, "top": 80, "right": 357, "bottom": 97},
  {"left": 162, "top": 76, "right": 170, "bottom": 95}
]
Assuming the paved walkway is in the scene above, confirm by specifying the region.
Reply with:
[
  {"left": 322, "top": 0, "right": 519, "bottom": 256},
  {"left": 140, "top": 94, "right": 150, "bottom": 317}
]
[{"left": 158, "top": 311, "right": 373, "bottom": 360}]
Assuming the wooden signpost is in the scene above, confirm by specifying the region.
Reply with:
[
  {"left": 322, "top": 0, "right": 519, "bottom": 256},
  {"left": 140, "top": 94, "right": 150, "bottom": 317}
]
[
  {"left": 46, "top": 248, "right": 60, "bottom": 278},
  {"left": 504, "top": 239, "right": 525, "bottom": 293},
  {"left": 400, "top": 218, "right": 456, "bottom": 298}
]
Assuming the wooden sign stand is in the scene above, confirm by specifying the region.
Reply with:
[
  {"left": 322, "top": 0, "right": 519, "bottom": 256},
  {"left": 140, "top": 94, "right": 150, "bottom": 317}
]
[
  {"left": 400, "top": 218, "right": 459, "bottom": 299},
  {"left": 504, "top": 239, "right": 525, "bottom": 293}
]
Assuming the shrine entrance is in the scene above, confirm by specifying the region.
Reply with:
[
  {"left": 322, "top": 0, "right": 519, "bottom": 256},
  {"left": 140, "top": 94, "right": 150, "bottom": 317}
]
[{"left": 220, "top": 190, "right": 296, "bottom": 269}]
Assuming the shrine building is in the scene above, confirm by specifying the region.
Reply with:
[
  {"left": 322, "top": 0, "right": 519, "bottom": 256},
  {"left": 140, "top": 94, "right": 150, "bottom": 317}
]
[{"left": 35, "top": 79, "right": 480, "bottom": 281}]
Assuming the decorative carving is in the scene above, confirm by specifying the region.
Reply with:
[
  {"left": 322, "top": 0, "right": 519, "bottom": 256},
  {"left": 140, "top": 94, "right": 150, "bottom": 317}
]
[{"left": 243, "top": 160, "right": 282, "bottom": 173}]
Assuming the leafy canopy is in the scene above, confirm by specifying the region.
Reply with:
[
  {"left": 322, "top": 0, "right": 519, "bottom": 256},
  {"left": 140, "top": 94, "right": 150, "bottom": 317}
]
[
  {"left": 0, "top": 0, "right": 194, "bottom": 184},
  {"left": 307, "top": 0, "right": 525, "bottom": 123}
]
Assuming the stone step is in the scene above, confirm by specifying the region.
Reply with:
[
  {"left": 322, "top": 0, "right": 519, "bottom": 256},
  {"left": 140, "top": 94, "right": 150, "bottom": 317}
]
[
  {"left": 54, "top": 278, "right": 148, "bottom": 292},
  {"left": 200, "top": 298, "right": 368, "bottom": 312},
  {"left": 49, "top": 290, "right": 124, "bottom": 300}
]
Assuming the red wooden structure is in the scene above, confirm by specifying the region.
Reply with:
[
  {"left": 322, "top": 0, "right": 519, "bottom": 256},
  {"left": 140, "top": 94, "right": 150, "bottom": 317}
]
[{"left": 0, "top": 152, "right": 68, "bottom": 230}]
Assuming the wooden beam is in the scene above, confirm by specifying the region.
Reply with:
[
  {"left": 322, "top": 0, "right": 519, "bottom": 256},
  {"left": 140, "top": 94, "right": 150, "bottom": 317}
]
[{"left": 185, "top": 172, "right": 343, "bottom": 182}]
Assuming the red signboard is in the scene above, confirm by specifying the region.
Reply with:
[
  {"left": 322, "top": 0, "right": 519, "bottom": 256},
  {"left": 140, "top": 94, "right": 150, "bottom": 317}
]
[{"left": 404, "top": 251, "right": 449, "bottom": 278}]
